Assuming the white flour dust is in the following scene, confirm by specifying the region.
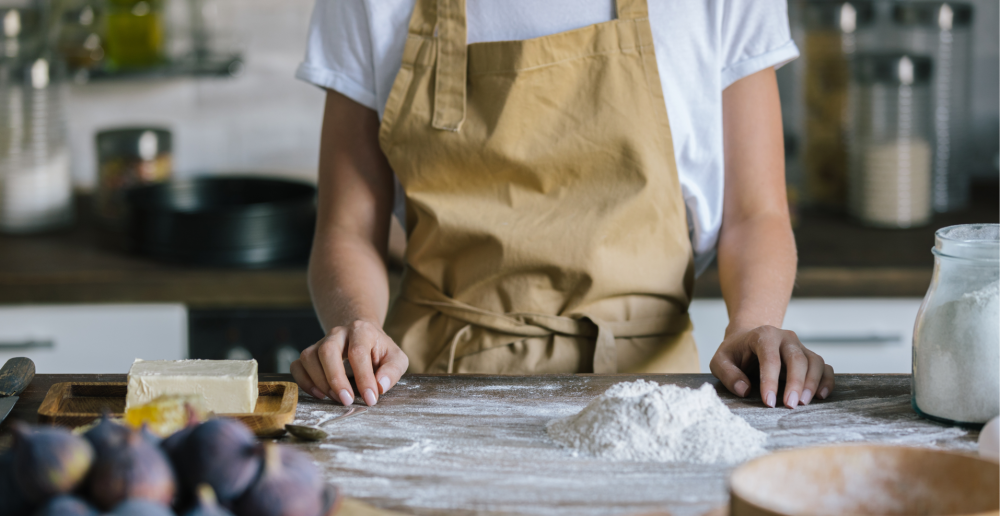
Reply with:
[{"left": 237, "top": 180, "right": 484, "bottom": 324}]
[
  {"left": 915, "top": 280, "right": 1000, "bottom": 423},
  {"left": 546, "top": 380, "right": 767, "bottom": 464}
]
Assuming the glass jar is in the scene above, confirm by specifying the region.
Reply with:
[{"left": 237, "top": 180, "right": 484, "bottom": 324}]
[
  {"left": 95, "top": 127, "right": 172, "bottom": 227},
  {"left": 891, "top": 2, "right": 973, "bottom": 213},
  {"left": 912, "top": 224, "right": 999, "bottom": 426},
  {"left": 0, "top": 52, "right": 72, "bottom": 234},
  {"left": 847, "top": 53, "right": 933, "bottom": 228},
  {"left": 800, "top": 0, "right": 876, "bottom": 210},
  {"left": 104, "top": 0, "right": 165, "bottom": 70}
]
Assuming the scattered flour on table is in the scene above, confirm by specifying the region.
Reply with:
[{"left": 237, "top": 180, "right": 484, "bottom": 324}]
[
  {"left": 915, "top": 280, "right": 1000, "bottom": 422},
  {"left": 546, "top": 380, "right": 767, "bottom": 464}
]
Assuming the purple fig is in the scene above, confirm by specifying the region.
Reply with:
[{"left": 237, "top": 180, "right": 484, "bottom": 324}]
[
  {"left": 83, "top": 413, "right": 131, "bottom": 455},
  {"left": 11, "top": 422, "right": 94, "bottom": 503},
  {"left": 182, "top": 484, "right": 235, "bottom": 516},
  {"left": 167, "top": 418, "right": 261, "bottom": 504},
  {"left": 160, "top": 403, "right": 201, "bottom": 456},
  {"left": 107, "top": 499, "right": 175, "bottom": 516},
  {"left": 85, "top": 427, "right": 176, "bottom": 511},
  {"left": 231, "top": 443, "right": 324, "bottom": 516},
  {"left": 0, "top": 451, "right": 36, "bottom": 516},
  {"left": 32, "top": 495, "right": 99, "bottom": 516}
]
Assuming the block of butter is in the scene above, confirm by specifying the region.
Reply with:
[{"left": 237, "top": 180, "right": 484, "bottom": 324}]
[{"left": 126, "top": 359, "right": 259, "bottom": 414}]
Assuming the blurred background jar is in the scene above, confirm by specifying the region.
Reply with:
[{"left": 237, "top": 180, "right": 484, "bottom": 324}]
[
  {"left": 799, "top": 0, "right": 877, "bottom": 211},
  {"left": 0, "top": 3, "right": 72, "bottom": 234},
  {"left": 95, "top": 126, "right": 171, "bottom": 227},
  {"left": 891, "top": 2, "right": 974, "bottom": 213},
  {"left": 56, "top": 0, "right": 104, "bottom": 77},
  {"left": 847, "top": 53, "right": 933, "bottom": 228},
  {"left": 104, "top": 0, "right": 164, "bottom": 70}
]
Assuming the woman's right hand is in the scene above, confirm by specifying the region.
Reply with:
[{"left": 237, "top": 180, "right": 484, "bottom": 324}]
[{"left": 290, "top": 320, "right": 409, "bottom": 407}]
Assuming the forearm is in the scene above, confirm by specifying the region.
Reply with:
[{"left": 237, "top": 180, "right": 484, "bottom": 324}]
[
  {"left": 308, "top": 229, "right": 390, "bottom": 332},
  {"left": 717, "top": 212, "right": 797, "bottom": 337}
]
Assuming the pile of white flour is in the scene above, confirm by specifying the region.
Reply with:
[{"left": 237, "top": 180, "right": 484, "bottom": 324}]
[
  {"left": 546, "top": 380, "right": 767, "bottom": 464},
  {"left": 915, "top": 280, "right": 1000, "bottom": 422}
]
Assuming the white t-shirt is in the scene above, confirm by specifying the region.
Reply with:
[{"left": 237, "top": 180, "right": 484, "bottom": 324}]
[{"left": 296, "top": 0, "right": 799, "bottom": 275}]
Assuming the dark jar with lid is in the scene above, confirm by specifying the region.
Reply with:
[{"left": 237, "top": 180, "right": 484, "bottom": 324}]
[{"left": 94, "top": 127, "right": 171, "bottom": 227}]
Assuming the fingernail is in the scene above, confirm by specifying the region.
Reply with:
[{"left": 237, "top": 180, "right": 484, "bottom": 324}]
[
  {"left": 363, "top": 388, "right": 377, "bottom": 406},
  {"left": 378, "top": 376, "right": 390, "bottom": 393},
  {"left": 801, "top": 389, "right": 813, "bottom": 405},
  {"left": 338, "top": 389, "right": 354, "bottom": 407},
  {"left": 734, "top": 380, "right": 749, "bottom": 397},
  {"left": 765, "top": 391, "right": 776, "bottom": 408},
  {"left": 786, "top": 391, "right": 799, "bottom": 409},
  {"left": 310, "top": 387, "right": 327, "bottom": 400},
  {"left": 819, "top": 387, "right": 829, "bottom": 400}
]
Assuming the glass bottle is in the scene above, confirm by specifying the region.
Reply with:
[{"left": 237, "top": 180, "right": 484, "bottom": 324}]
[
  {"left": 891, "top": 2, "right": 974, "bottom": 213},
  {"left": 912, "top": 224, "right": 999, "bottom": 425},
  {"left": 0, "top": 40, "right": 72, "bottom": 233},
  {"left": 847, "top": 53, "right": 933, "bottom": 228},
  {"left": 104, "top": 0, "right": 165, "bottom": 70},
  {"left": 800, "top": 0, "right": 876, "bottom": 210}
]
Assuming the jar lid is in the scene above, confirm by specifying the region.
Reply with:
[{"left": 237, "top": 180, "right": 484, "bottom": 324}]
[
  {"left": 934, "top": 224, "right": 999, "bottom": 261},
  {"left": 804, "top": 1, "right": 876, "bottom": 31},
  {"left": 893, "top": 2, "right": 973, "bottom": 29},
  {"left": 97, "top": 127, "right": 172, "bottom": 160},
  {"left": 852, "top": 53, "right": 932, "bottom": 85}
]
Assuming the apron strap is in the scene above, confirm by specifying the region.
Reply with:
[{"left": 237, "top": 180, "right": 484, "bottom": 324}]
[
  {"left": 615, "top": 0, "right": 649, "bottom": 20},
  {"left": 432, "top": 0, "right": 467, "bottom": 131},
  {"left": 403, "top": 273, "right": 688, "bottom": 373}
]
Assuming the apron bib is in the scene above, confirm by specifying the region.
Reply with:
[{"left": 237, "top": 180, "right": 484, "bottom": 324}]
[{"left": 379, "top": 0, "right": 699, "bottom": 374}]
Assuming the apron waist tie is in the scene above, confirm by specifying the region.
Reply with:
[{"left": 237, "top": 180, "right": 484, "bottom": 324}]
[{"left": 402, "top": 276, "right": 689, "bottom": 374}]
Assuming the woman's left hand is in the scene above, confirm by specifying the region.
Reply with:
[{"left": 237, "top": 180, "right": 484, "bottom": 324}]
[{"left": 709, "top": 325, "right": 835, "bottom": 408}]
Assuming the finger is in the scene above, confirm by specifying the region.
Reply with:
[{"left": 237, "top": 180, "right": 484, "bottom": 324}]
[
  {"left": 373, "top": 345, "right": 409, "bottom": 395},
  {"left": 297, "top": 345, "right": 330, "bottom": 400},
  {"left": 347, "top": 321, "right": 381, "bottom": 406},
  {"left": 800, "top": 350, "right": 826, "bottom": 405},
  {"left": 709, "top": 350, "right": 752, "bottom": 398},
  {"left": 750, "top": 327, "right": 782, "bottom": 408},
  {"left": 290, "top": 359, "right": 319, "bottom": 399},
  {"left": 316, "top": 332, "right": 356, "bottom": 407},
  {"left": 817, "top": 363, "right": 835, "bottom": 400},
  {"left": 779, "top": 337, "right": 809, "bottom": 409}
]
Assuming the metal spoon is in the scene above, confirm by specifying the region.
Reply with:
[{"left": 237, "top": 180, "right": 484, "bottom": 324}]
[{"left": 286, "top": 406, "right": 368, "bottom": 441}]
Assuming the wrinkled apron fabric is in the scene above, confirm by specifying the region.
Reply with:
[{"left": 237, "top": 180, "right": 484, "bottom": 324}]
[{"left": 379, "top": 0, "right": 699, "bottom": 374}]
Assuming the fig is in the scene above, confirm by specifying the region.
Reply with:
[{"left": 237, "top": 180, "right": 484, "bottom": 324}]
[
  {"left": 160, "top": 403, "right": 202, "bottom": 456},
  {"left": 83, "top": 412, "right": 131, "bottom": 455},
  {"left": 168, "top": 418, "right": 261, "bottom": 504},
  {"left": 33, "top": 495, "right": 99, "bottom": 516},
  {"left": 139, "top": 423, "right": 163, "bottom": 446},
  {"left": 182, "top": 484, "right": 235, "bottom": 516},
  {"left": 0, "top": 451, "right": 35, "bottom": 516},
  {"left": 11, "top": 422, "right": 94, "bottom": 503},
  {"left": 231, "top": 443, "right": 324, "bottom": 516},
  {"left": 85, "top": 427, "right": 176, "bottom": 511},
  {"left": 107, "top": 499, "right": 175, "bottom": 516}
]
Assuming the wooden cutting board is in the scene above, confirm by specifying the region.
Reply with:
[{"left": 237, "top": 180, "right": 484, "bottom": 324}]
[{"left": 36, "top": 381, "right": 297, "bottom": 437}]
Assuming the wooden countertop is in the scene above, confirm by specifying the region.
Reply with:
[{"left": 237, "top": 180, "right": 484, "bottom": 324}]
[
  {"left": 0, "top": 184, "right": 996, "bottom": 306},
  {"left": 1, "top": 374, "right": 982, "bottom": 516}
]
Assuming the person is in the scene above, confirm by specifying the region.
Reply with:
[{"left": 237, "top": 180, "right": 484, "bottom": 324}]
[{"left": 290, "top": 0, "right": 836, "bottom": 410}]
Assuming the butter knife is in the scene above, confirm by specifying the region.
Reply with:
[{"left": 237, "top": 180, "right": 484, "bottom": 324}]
[{"left": 0, "top": 357, "right": 35, "bottom": 425}]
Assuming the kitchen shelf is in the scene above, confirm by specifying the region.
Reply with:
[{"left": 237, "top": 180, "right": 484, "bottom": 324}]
[{"left": 76, "top": 52, "right": 243, "bottom": 82}]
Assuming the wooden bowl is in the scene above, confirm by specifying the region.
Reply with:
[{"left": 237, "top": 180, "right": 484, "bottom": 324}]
[{"left": 730, "top": 445, "right": 999, "bottom": 516}]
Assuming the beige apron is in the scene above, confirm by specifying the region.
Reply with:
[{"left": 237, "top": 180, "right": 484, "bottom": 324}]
[{"left": 379, "top": 0, "right": 699, "bottom": 374}]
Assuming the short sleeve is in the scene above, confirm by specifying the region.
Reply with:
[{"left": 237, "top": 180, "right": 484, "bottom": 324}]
[
  {"left": 719, "top": 0, "right": 800, "bottom": 90},
  {"left": 296, "top": 1, "right": 379, "bottom": 110}
]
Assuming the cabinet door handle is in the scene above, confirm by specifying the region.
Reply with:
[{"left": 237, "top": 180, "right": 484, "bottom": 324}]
[
  {"left": 0, "top": 339, "right": 54, "bottom": 350},
  {"left": 796, "top": 333, "right": 902, "bottom": 345}
]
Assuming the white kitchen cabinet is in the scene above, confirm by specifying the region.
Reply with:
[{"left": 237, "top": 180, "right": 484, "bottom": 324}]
[
  {"left": 0, "top": 304, "right": 187, "bottom": 374},
  {"left": 689, "top": 298, "right": 923, "bottom": 374}
]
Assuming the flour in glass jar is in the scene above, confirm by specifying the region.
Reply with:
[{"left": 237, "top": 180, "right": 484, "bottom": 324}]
[
  {"left": 915, "top": 280, "right": 1000, "bottom": 422},
  {"left": 546, "top": 380, "right": 767, "bottom": 464}
]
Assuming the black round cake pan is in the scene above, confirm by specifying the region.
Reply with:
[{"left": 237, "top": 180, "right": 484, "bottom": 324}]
[{"left": 126, "top": 176, "right": 317, "bottom": 268}]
